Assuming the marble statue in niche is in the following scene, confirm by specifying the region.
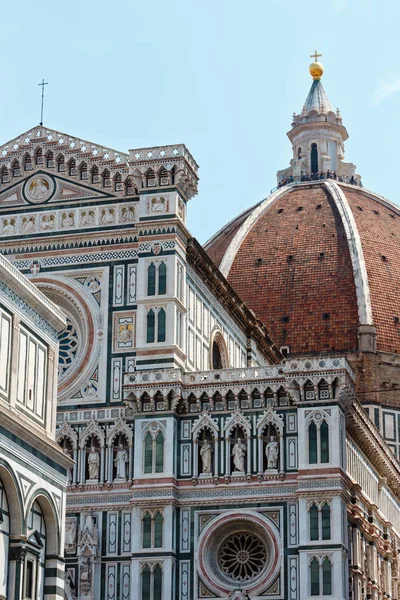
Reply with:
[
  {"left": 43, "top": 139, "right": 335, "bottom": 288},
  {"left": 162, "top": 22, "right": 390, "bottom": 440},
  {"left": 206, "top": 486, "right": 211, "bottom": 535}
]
[
  {"left": 200, "top": 439, "right": 213, "bottom": 474},
  {"left": 232, "top": 438, "right": 246, "bottom": 473},
  {"left": 114, "top": 443, "right": 128, "bottom": 480},
  {"left": 266, "top": 435, "right": 279, "bottom": 470},
  {"left": 87, "top": 445, "right": 100, "bottom": 481}
]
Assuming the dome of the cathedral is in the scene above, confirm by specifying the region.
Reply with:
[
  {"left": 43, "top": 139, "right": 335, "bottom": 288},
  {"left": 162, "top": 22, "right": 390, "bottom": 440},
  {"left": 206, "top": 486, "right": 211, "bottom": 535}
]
[
  {"left": 205, "top": 181, "right": 400, "bottom": 356},
  {"left": 205, "top": 58, "right": 400, "bottom": 358}
]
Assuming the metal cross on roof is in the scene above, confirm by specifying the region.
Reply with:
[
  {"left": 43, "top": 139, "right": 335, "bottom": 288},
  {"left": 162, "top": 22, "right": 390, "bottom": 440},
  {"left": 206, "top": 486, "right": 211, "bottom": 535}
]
[
  {"left": 310, "top": 50, "right": 322, "bottom": 62},
  {"left": 38, "top": 79, "right": 49, "bottom": 126}
]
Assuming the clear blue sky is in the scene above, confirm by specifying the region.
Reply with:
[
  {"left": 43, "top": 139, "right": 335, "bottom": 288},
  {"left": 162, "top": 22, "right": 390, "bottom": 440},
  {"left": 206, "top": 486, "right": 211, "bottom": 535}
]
[{"left": 1, "top": 0, "right": 398, "bottom": 243}]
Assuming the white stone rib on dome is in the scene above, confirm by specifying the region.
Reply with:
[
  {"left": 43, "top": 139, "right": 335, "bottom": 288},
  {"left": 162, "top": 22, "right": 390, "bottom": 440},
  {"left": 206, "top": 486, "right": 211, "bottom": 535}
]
[
  {"left": 218, "top": 180, "right": 373, "bottom": 328},
  {"left": 324, "top": 180, "right": 373, "bottom": 325},
  {"left": 218, "top": 185, "right": 291, "bottom": 278},
  {"left": 304, "top": 79, "right": 334, "bottom": 115}
]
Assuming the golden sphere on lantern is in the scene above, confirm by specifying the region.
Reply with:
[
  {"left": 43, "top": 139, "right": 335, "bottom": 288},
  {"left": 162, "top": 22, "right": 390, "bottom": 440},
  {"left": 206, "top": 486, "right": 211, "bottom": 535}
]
[{"left": 309, "top": 61, "right": 324, "bottom": 80}]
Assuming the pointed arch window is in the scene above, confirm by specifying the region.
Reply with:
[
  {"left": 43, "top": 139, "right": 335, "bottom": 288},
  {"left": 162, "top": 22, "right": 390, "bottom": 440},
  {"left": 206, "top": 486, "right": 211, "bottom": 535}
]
[
  {"left": 80, "top": 163, "right": 88, "bottom": 180},
  {"left": 309, "top": 503, "right": 331, "bottom": 541},
  {"left": 143, "top": 513, "right": 152, "bottom": 548},
  {"left": 322, "top": 557, "right": 332, "bottom": 594},
  {"left": 57, "top": 155, "right": 65, "bottom": 172},
  {"left": 158, "top": 263, "right": 167, "bottom": 295},
  {"left": 146, "top": 308, "right": 167, "bottom": 344},
  {"left": 35, "top": 148, "right": 44, "bottom": 165},
  {"left": 320, "top": 421, "right": 329, "bottom": 463},
  {"left": 309, "top": 504, "right": 319, "bottom": 541},
  {"left": 69, "top": 159, "right": 77, "bottom": 176},
  {"left": 146, "top": 310, "right": 155, "bottom": 344},
  {"left": 153, "top": 565, "right": 162, "bottom": 600},
  {"left": 12, "top": 161, "right": 21, "bottom": 177},
  {"left": 144, "top": 432, "right": 153, "bottom": 473},
  {"left": 157, "top": 309, "right": 166, "bottom": 343},
  {"left": 1, "top": 167, "right": 9, "bottom": 183},
  {"left": 142, "top": 511, "right": 163, "bottom": 549},
  {"left": 46, "top": 152, "right": 54, "bottom": 168},
  {"left": 155, "top": 431, "right": 164, "bottom": 472},
  {"left": 308, "top": 416, "right": 329, "bottom": 464},
  {"left": 141, "top": 566, "right": 151, "bottom": 599},
  {"left": 311, "top": 143, "right": 318, "bottom": 175},
  {"left": 146, "top": 169, "right": 156, "bottom": 187},
  {"left": 143, "top": 427, "right": 164, "bottom": 474},
  {"left": 159, "top": 168, "right": 169, "bottom": 185},
  {"left": 147, "top": 262, "right": 167, "bottom": 296},
  {"left": 321, "top": 503, "right": 331, "bottom": 540},
  {"left": 114, "top": 172, "right": 122, "bottom": 191},
  {"left": 310, "top": 557, "right": 320, "bottom": 595},
  {"left": 147, "top": 264, "right": 156, "bottom": 296},
  {"left": 91, "top": 166, "right": 100, "bottom": 184},
  {"left": 103, "top": 170, "right": 111, "bottom": 187},
  {"left": 125, "top": 176, "right": 135, "bottom": 195},
  {"left": 308, "top": 422, "right": 318, "bottom": 463},
  {"left": 24, "top": 154, "right": 33, "bottom": 171}
]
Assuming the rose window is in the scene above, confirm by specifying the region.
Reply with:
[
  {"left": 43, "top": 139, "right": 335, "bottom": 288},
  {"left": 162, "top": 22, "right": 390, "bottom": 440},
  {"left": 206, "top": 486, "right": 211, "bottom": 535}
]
[
  {"left": 58, "top": 318, "right": 79, "bottom": 378},
  {"left": 219, "top": 532, "right": 267, "bottom": 582},
  {"left": 198, "top": 513, "right": 281, "bottom": 596}
]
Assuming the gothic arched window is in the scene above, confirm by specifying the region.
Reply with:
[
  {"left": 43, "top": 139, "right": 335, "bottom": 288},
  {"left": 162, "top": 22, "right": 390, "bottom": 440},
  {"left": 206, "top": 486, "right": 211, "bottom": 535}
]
[
  {"left": 80, "top": 163, "right": 88, "bottom": 180},
  {"left": 311, "top": 142, "right": 318, "bottom": 174},
  {"left": 158, "top": 263, "right": 167, "bottom": 295},
  {"left": 46, "top": 152, "right": 54, "bottom": 168},
  {"left": 24, "top": 154, "right": 33, "bottom": 171},
  {"left": 321, "top": 503, "right": 331, "bottom": 540},
  {"left": 103, "top": 170, "right": 111, "bottom": 187},
  {"left": 143, "top": 426, "right": 164, "bottom": 475},
  {"left": 308, "top": 422, "right": 318, "bottom": 464},
  {"left": 155, "top": 431, "right": 164, "bottom": 472},
  {"left": 146, "top": 310, "right": 155, "bottom": 343},
  {"left": 146, "top": 169, "right": 156, "bottom": 187},
  {"left": 114, "top": 172, "right": 122, "bottom": 191},
  {"left": 12, "top": 161, "right": 20, "bottom": 177},
  {"left": 153, "top": 565, "right": 162, "bottom": 600},
  {"left": 310, "top": 557, "right": 320, "bottom": 595},
  {"left": 142, "top": 512, "right": 152, "bottom": 548},
  {"left": 141, "top": 566, "right": 151, "bottom": 599},
  {"left": 35, "top": 148, "right": 43, "bottom": 165},
  {"left": 322, "top": 557, "right": 332, "bottom": 594},
  {"left": 144, "top": 432, "right": 153, "bottom": 473},
  {"left": 91, "top": 166, "right": 99, "bottom": 184},
  {"left": 1, "top": 167, "right": 9, "bottom": 183},
  {"left": 320, "top": 421, "right": 329, "bottom": 463},
  {"left": 147, "top": 264, "right": 156, "bottom": 296},
  {"left": 68, "top": 159, "right": 76, "bottom": 176},
  {"left": 309, "top": 504, "right": 319, "bottom": 540},
  {"left": 157, "top": 309, "right": 166, "bottom": 343},
  {"left": 57, "top": 155, "right": 65, "bottom": 172}
]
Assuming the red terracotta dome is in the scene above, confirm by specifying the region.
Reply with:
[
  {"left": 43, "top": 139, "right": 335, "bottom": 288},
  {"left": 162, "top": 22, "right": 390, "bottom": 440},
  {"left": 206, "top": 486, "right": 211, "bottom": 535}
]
[{"left": 205, "top": 180, "right": 400, "bottom": 356}]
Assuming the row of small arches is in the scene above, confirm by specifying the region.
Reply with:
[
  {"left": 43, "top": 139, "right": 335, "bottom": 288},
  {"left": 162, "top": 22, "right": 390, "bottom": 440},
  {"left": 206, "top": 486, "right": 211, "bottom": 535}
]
[{"left": 0, "top": 150, "right": 176, "bottom": 193}]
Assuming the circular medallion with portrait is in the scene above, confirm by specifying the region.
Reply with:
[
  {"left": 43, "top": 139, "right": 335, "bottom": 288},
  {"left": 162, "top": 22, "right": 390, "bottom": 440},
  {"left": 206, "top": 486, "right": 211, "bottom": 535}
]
[{"left": 24, "top": 174, "right": 55, "bottom": 204}]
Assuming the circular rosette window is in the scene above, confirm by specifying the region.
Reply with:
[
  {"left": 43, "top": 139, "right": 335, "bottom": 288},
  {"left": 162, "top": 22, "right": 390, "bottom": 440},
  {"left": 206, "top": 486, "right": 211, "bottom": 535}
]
[
  {"left": 198, "top": 511, "right": 281, "bottom": 596},
  {"left": 35, "top": 279, "right": 97, "bottom": 399}
]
